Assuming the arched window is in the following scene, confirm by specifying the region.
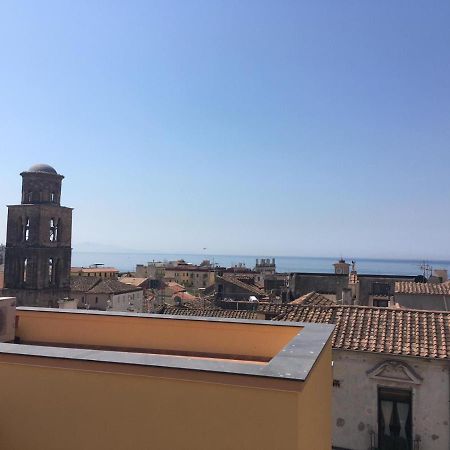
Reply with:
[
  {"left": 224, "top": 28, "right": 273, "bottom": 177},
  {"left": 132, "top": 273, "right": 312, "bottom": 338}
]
[
  {"left": 24, "top": 218, "right": 30, "bottom": 241},
  {"left": 49, "top": 218, "right": 58, "bottom": 242},
  {"left": 23, "top": 258, "right": 28, "bottom": 283},
  {"left": 48, "top": 258, "right": 54, "bottom": 285}
]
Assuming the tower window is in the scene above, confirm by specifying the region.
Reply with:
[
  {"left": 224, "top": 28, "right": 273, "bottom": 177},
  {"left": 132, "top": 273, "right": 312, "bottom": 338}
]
[
  {"left": 49, "top": 218, "right": 59, "bottom": 242},
  {"left": 50, "top": 192, "right": 55, "bottom": 202},
  {"left": 23, "top": 258, "right": 28, "bottom": 283},
  {"left": 27, "top": 192, "right": 32, "bottom": 203},
  {"left": 24, "top": 218, "right": 30, "bottom": 241},
  {"left": 48, "top": 258, "right": 54, "bottom": 285}
]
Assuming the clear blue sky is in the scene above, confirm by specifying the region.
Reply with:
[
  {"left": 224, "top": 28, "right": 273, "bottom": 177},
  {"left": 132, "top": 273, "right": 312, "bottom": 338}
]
[{"left": 0, "top": 1, "right": 449, "bottom": 259}]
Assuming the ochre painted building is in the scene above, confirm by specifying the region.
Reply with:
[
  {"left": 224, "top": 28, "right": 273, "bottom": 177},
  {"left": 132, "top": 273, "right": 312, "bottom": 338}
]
[{"left": 0, "top": 305, "right": 333, "bottom": 450}]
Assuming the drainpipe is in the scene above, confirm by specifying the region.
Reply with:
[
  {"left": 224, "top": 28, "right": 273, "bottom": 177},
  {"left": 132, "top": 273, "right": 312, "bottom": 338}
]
[{"left": 443, "top": 295, "right": 448, "bottom": 312}]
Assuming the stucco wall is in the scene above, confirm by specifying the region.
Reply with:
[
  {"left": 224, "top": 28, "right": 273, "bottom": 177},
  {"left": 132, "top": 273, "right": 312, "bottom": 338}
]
[
  {"left": 395, "top": 293, "right": 449, "bottom": 311},
  {"left": 332, "top": 350, "right": 449, "bottom": 450},
  {"left": 0, "top": 358, "right": 303, "bottom": 450}
]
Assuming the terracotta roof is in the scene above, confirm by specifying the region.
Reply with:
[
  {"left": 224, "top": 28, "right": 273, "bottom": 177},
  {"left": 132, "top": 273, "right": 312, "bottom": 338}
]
[
  {"left": 290, "top": 292, "right": 337, "bottom": 306},
  {"left": 70, "top": 276, "right": 101, "bottom": 292},
  {"left": 219, "top": 275, "right": 266, "bottom": 296},
  {"left": 162, "top": 306, "right": 259, "bottom": 320},
  {"left": 163, "top": 282, "right": 186, "bottom": 295},
  {"left": 395, "top": 281, "right": 450, "bottom": 296},
  {"left": 274, "top": 305, "right": 450, "bottom": 360},
  {"left": 257, "top": 303, "right": 295, "bottom": 316},
  {"left": 119, "top": 277, "right": 149, "bottom": 287},
  {"left": 172, "top": 291, "right": 197, "bottom": 302},
  {"left": 71, "top": 277, "right": 141, "bottom": 295}
]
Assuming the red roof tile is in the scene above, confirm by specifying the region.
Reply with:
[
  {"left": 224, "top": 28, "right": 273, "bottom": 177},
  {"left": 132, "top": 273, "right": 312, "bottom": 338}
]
[{"left": 274, "top": 305, "right": 450, "bottom": 360}]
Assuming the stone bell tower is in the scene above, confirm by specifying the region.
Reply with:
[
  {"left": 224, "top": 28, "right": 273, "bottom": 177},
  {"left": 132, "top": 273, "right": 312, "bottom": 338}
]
[{"left": 3, "top": 164, "right": 73, "bottom": 307}]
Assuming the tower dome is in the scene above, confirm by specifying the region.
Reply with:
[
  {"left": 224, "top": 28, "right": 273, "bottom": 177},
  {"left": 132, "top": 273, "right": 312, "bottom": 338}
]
[{"left": 28, "top": 163, "right": 58, "bottom": 175}]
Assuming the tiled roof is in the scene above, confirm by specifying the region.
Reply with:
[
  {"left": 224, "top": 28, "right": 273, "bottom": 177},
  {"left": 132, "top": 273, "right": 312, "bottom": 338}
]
[
  {"left": 172, "top": 291, "right": 198, "bottom": 302},
  {"left": 87, "top": 279, "right": 142, "bottom": 295},
  {"left": 395, "top": 281, "right": 450, "bottom": 295},
  {"left": 257, "top": 303, "right": 295, "bottom": 316},
  {"left": 70, "top": 276, "right": 101, "bottom": 293},
  {"left": 219, "top": 275, "right": 266, "bottom": 296},
  {"left": 163, "top": 282, "right": 186, "bottom": 295},
  {"left": 162, "top": 306, "right": 259, "bottom": 320},
  {"left": 119, "top": 277, "right": 149, "bottom": 287},
  {"left": 290, "top": 292, "right": 337, "bottom": 306},
  {"left": 274, "top": 305, "right": 450, "bottom": 360}
]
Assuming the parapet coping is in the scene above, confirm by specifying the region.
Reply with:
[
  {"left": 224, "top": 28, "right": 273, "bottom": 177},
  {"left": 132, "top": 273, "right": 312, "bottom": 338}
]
[{"left": 0, "top": 307, "right": 334, "bottom": 383}]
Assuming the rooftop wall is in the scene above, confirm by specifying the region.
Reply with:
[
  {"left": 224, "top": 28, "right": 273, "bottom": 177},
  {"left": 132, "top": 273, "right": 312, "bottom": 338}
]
[
  {"left": 0, "top": 307, "right": 333, "bottom": 450},
  {"left": 16, "top": 308, "right": 301, "bottom": 361}
]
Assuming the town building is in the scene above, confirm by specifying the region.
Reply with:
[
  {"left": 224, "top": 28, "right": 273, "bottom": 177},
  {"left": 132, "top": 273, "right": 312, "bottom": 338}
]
[
  {"left": 71, "top": 266, "right": 119, "bottom": 279},
  {"left": 254, "top": 258, "right": 276, "bottom": 285},
  {"left": 135, "top": 260, "right": 166, "bottom": 280},
  {"left": 70, "top": 277, "right": 144, "bottom": 312},
  {"left": 0, "top": 299, "right": 334, "bottom": 450},
  {"left": 136, "top": 260, "right": 216, "bottom": 290},
  {"left": 288, "top": 259, "right": 416, "bottom": 306},
  {"left": 275, "top": 305, "right": 450, "bottom": 450},
  {"left": 215, "top": 274, "right": 267, "bottom": 301},
  {"left": 164, "top": 264, "right": 215, "bottom": 290},
  {"left": 2, "top": 164, "right": 72, "bottom": 307},
  {"left": 394, "top": 280, "right": 450, "bottom": 311}
]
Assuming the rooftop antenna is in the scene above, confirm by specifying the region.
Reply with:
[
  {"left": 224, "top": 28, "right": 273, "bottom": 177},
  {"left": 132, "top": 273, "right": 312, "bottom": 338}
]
[{"left": 419, "top": 261, "right": 432, "bottom": 279}]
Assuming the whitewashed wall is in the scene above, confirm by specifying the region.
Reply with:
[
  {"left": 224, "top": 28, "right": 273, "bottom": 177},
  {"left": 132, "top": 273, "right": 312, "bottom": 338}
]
[{"left": 332, "top": 349, "right": 449, "bottom": 450}]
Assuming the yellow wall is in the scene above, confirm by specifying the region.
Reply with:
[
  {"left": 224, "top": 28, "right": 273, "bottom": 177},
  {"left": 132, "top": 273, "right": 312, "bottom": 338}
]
[
  {"left": 3, "top": 310, "right": 333, "bottom": 450},
  {"left": 296, "top": 341, "right": 333, "bottom": 450},
  {"left": 16, "top": 309, "right": 301, "bottom": 360},
  {"left": 0, "top": 357, "right": 301, "bottom": 450}
]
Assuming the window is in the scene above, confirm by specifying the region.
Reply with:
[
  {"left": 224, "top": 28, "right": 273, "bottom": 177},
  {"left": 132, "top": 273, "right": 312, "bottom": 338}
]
[
  {"left": 50, "top": 192, "right": 55, "bottom": 202},
  {"left": 374, "top": 298, "right": 389, "bottom": 308},
  {"left": 24, "top": 218, "right": 30, "bottom": 241},
  {"left": 49, "top": 218, "right": 58, "bottom": 242},
  {"left": 95, "top": 297, "right": 98, "bottom": 304},
  {"left": 23, "top": 258, "right": 28, "bottom": 283},
  {"left": 372, "top": 283, "right": 391, "bottom": 296},
  {"left": 378, "top": 387, "right": 412, "bottom": 450},
  {"left": 27, "top": 192, "right": 32, "bottom": 203},
  {"left": 48, "top": 258, "right": 54, "bottom": 285}
]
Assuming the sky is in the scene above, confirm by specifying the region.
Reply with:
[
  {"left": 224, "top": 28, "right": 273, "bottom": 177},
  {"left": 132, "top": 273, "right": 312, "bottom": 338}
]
[{"left": 0, "top": 1, "right": 449, "bottom": 259}]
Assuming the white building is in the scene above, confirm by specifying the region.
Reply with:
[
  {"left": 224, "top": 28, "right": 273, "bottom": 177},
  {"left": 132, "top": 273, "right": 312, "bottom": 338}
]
[{"left": 275, "top": 305, "right": 449, "bottom": 450}]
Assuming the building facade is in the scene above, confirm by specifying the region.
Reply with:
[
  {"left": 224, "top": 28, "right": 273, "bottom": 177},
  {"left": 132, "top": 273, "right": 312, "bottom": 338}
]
[
  {"left": 70, "top": 277, "right": 144, "bottom": 312},
  {"left": 71, "top": 266, "right": 119, "bottom": 279},
  {"left": 2, "top": 164, "right": 72, "bottom": 307}
]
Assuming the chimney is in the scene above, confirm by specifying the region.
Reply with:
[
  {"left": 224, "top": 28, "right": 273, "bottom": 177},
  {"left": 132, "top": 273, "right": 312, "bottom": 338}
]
[
  {"left": 0, "top": 297, "right": 16, "bottom": 342},
  {"left": 433, "top": 269, "right": 448, "bottom": 283},
  {"left": 341, "top": 288, "right": 352, "bottom": 305}
]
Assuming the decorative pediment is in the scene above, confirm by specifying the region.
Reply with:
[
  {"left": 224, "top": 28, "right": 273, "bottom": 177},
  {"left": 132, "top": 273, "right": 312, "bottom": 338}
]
[{"left": 367, "top": 360, "right": 423, "bottom": 385}]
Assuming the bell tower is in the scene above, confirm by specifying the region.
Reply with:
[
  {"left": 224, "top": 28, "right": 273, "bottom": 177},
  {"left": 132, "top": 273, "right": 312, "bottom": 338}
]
[{"left": 3, "top": 164, "right": 73, "bottom": 307}]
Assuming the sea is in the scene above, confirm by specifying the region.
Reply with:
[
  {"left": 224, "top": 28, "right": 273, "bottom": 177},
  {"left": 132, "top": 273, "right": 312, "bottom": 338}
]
[{"left": 71, "top": 252, "right": 450, "bottom": 277}]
